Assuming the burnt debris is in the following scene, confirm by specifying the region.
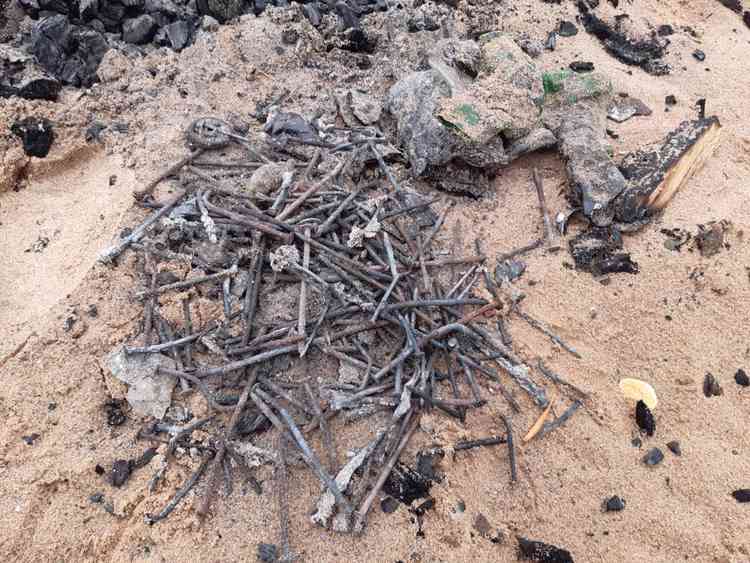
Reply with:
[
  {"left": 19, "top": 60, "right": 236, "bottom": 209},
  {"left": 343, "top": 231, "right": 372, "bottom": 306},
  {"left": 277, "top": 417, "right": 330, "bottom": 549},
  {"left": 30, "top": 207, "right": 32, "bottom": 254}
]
[
  {"left": 568, "top": 227, "right": 639, "bottom": 276},
  {"left": 577, "top": 1, "right": 669, "bottom": 75},
  {"left": 11, "top": 0, "right": 392, "bottom": 94},
  {"left": 95, "top": 105, "right": 593, "bottom": 546}
]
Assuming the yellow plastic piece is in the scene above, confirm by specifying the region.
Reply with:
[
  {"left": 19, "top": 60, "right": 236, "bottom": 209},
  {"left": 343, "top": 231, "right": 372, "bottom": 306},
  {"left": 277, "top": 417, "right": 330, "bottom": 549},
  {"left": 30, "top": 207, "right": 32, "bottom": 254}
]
[{"left": 619, "top": 378, "right": 658, "bottom": 409}]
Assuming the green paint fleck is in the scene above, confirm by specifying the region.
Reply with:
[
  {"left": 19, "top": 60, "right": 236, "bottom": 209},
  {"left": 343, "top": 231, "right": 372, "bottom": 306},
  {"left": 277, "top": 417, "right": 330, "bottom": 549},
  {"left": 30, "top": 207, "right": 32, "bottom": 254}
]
[
  {"left": 456, "top": 104, "right": 480, "bottom": 126},
  {"left": 542, "top": 69, "right": 572, "bottom": 95}
]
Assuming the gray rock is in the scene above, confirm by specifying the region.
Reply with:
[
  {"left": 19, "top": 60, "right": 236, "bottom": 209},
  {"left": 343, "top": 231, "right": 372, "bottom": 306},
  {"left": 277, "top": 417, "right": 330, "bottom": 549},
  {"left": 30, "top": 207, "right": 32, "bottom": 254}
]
[
  {"left": 385, "top": 34, "right": 548, "bottom": 195},
  {"left": 542, "top": 69, "right": 623, "bottom": 226},
  {"left": 666, "top": 440, "right": 682, "bottom": 456},
  {"left": 607, "top": 95, "right": 652, "bottom": 123},
  {"left": 349, "top": 90, "right": 382, "bottom": 125},
  {"left": 106, "top": 348, "right": 176, "bottom": 419},
  {"left": 516, "top": 34, "right": 543, "bottom": 58},
  {"left": 494, "top": 259, "right": 526, "bottom": 284},
  {"left": 201, "top": 15, "right": 220, "bottom": 31},
  {"left": 122, "top": 15, "right": 158, "bottom": 45}
]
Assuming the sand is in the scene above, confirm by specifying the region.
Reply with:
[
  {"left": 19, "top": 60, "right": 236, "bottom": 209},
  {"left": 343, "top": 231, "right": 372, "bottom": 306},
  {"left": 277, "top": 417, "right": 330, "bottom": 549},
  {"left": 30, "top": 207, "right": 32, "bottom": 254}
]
[{"left": 1, "top": 0, "right": 749, "bottom": 561}]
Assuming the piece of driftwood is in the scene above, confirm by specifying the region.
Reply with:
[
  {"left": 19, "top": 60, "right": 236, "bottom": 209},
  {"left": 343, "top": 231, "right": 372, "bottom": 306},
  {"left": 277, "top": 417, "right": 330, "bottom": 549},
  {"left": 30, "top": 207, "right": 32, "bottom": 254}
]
[{"left": 615, "top": 116, "right": 722, "bottom": 222}]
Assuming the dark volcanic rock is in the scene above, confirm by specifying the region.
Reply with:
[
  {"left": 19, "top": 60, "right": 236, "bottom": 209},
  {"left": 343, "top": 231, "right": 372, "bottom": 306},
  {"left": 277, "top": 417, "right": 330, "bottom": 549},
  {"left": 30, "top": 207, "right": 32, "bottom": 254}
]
[
  {"left": 732, "top": 489, "right": 750, "bottom": 503},
  {"left": 11, "top": 117, "right": 55, "bottom": 157},
  {"left": 122, "top": 14, "right": 158, "bottom": 44},
  {"left": 518, "top": 537, "right": 574, "bottom": 562},
  {"left": 341, "top": 28, "right": 378, "bottom": 53},
  {"left": 635, "top": 400, "right": 655, "bottom": 436},
  {"left": 1, "top": 46, "right": 61, "bottom": 101},
  {"left": 97, "top": 2, "right": 127, "bottom": 31},
  {"left": 30, "top": 15, "right": 108, "bottom": 87},
  {"left": 196, "top": 0, "right": 245, "bottom": 23}
]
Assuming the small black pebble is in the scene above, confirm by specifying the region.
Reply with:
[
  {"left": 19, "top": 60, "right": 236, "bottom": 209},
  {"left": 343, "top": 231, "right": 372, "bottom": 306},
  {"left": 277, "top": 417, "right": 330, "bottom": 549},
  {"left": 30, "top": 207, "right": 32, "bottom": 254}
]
[
  {"left": 257, "top": 542, "right": 279, "bottom": 562},
  {"left": 606, "top": 128, "right": 619, "bottom": 139},
  {"left": 604, "top": 495, "right": 626, "bottom": 512},
  {"left": 703, "top": 372, "right": 723, "bottom": 397},
  {"left": 666, "top": 440, "right": 682, "bottom": 456},
  {"left": 643, "top": 447, "right": 664, "bottom": 466},
  {"left": 87, "top": 304, "right": 98, "bottom": 318},
  {"left": 693, "top": 49, "right": 706, "bottom": 61},
  {"left": 665, "top": 94, "right": 677, "bottom": 106},
  {"left": 657, "top": 24, "right": 674, "bottom": 36},
  {"left": 635, "top": 400, "right": 656, "bottom": 436},
  {"left": 569, "top": 61, "right": 594, "bottom": 72},
  {"left": 732, "top": 489, "right": 750, "bottom": 503},
  {"left": 95, "top": 464, "right": 105, "bottom": 475},
  {"left": 89, "top": 492, "right": 104, "bottom": 504},
  {"left": 22, "top": 433, "right": 40, "bottom": 445},
  {"left": 48, "top": 402, "right": 57, "bottom": 411},
  {"left": 735, "top": 369, "right": 749, "bottom": 387}
]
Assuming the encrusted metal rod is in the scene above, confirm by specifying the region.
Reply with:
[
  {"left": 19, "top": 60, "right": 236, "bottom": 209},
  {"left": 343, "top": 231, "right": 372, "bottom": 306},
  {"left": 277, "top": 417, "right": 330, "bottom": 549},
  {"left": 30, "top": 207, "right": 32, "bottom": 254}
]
[
  {"left": 252, "top": 389, "right": 352, "bottom": 515},
  {"left": 99, "top": 190, "right": 186, "bottom": 264},
  {"left": 136, "top": 265, "right": 238, "bottom": 298}
]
